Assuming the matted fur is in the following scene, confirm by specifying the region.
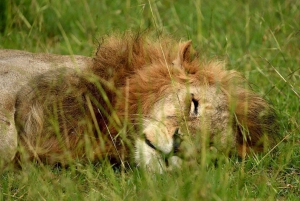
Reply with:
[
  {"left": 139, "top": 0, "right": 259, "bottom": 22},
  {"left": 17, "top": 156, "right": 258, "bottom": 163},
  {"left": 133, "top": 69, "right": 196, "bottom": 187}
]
[{"left": 0, "top": 32, "right": 277, "bottom": 171}]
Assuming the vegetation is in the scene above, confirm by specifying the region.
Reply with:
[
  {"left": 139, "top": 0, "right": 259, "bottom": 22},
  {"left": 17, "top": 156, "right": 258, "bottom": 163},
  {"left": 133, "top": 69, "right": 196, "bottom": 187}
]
[{"left": 0, "top": 0, "right": 299, "bottom": 200}]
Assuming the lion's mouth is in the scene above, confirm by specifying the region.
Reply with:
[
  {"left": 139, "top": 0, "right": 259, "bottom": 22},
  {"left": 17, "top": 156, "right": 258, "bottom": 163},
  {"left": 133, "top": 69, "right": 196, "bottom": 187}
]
[
  {"left": 143, "top": 127, "right": 183, "bottom": 157},
  {"left": 144, "top": 136, "right": 157, "bottom": 151},
  {"left": 173, "top": 128, "right": 182, "bottom": 153}
]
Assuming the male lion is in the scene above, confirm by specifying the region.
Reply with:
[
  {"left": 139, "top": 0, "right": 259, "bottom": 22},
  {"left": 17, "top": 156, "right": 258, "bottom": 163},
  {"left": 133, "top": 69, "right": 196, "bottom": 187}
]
[{"left": 0, "top": 32, "right": 277, "bottom": 172}]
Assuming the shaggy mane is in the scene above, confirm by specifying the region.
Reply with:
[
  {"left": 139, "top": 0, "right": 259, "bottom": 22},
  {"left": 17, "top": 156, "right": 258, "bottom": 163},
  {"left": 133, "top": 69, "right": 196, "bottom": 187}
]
[{"left": 90, "top": 31, "right": 278, "bottom": 157}]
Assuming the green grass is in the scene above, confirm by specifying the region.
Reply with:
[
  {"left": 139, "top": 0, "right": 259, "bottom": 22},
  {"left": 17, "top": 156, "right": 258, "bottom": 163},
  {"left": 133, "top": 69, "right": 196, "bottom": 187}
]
[{"left": 1, "top": 0, "right": 299, "bottom": 200}]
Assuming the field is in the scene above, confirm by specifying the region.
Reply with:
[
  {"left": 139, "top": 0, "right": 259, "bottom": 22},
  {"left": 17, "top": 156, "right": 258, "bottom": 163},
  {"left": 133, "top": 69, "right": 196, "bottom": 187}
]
[{"left": 0, "top": 0, "right": 299, "bottom": 200}]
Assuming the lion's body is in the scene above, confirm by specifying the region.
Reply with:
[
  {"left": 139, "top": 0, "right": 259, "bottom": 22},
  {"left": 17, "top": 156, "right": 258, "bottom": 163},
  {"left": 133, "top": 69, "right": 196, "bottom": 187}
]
[
  {"left": 0, "top": 33, "right": 277, "bottom": 172},
  {"left": 0, "top": 50, "right": 91, "bottom": 163}
]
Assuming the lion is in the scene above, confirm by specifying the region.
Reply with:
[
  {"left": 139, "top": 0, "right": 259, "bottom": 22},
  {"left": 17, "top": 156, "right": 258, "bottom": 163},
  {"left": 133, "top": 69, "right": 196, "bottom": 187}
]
[{"left": 0, "top": 32, "right": 278, "bottom": 172}]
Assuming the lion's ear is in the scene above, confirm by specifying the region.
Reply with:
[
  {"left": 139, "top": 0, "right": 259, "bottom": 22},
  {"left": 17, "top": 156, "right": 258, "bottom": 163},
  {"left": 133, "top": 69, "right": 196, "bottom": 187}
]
[{"left": 172, "top": 40, "right": 192, "bottom": 68}]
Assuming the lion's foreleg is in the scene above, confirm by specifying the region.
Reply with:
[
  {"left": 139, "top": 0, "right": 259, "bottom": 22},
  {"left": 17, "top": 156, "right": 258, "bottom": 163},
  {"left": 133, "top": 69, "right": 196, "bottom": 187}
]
[{"left": 0, "top": 112, "right": 18, "bottom": 166}]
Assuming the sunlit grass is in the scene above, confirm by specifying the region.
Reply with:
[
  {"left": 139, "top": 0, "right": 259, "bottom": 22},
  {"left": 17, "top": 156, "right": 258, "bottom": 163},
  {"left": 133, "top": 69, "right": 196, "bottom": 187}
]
[{"left": 0, "top": 0, "right": 299, "bottom": 200}]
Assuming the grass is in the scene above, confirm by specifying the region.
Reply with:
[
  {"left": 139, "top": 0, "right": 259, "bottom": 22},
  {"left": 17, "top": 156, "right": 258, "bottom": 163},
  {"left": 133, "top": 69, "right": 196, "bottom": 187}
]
[{"left": 0, "top": 0, "right": 299, "bottom": 200}]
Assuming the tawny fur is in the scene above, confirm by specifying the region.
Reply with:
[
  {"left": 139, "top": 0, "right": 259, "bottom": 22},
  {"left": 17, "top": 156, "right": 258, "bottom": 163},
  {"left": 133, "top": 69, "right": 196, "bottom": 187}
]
[
  {"left": 1, "top": 32, "right": 277, "bottom": 167},
  {"left": 0, "top": 50, "right": 91, "bottom": 164}
]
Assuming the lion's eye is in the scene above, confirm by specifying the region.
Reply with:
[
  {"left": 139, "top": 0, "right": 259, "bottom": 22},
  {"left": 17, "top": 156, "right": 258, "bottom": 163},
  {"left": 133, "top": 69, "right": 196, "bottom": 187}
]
[
  {"left": 192, "top": 98, "right": 199, "bottom": 115},
  {"left": 190, "top": 93, "right": 199, "bottom": 116}
]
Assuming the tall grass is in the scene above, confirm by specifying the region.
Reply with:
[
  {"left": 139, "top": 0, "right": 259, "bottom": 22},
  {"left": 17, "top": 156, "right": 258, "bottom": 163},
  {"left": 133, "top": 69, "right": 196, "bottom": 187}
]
[{"left": 1, "top": 0, "right": 299, "bottom": 200}]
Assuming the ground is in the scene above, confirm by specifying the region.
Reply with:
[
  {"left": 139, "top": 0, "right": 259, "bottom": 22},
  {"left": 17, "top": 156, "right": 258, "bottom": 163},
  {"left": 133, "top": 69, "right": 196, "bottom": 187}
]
[{"left": 0, "top": 0, "right": 299, "bottom": 200}]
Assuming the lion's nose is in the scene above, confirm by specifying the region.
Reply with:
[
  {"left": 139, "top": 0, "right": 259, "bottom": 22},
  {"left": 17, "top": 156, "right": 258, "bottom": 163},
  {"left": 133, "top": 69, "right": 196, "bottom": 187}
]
[{"left": 173, "top": 128, "right": 182, "bottom": 153}]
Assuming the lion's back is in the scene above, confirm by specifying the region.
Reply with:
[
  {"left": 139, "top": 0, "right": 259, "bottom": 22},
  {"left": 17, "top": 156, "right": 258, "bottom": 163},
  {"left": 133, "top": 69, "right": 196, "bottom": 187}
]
[{"left": 0, "top": 49, "right": 92, "bottom": 100}]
